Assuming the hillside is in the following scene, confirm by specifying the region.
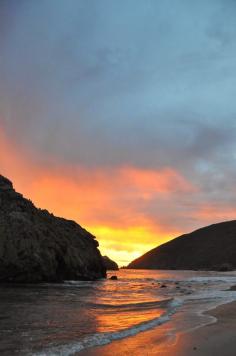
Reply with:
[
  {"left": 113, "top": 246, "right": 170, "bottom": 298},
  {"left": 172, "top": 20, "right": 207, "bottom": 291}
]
[
  {"left": 128, "top": 221, "right": 236, "bottom": 270},
  {"left": 0, "top": 175, "right": 106, "bottom": 282}
]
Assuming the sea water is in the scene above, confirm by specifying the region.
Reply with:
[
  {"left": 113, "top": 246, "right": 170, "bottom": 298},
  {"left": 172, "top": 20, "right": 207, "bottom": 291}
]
[{"left": 1, "top": 269, "right": 236, "bottom": 355}]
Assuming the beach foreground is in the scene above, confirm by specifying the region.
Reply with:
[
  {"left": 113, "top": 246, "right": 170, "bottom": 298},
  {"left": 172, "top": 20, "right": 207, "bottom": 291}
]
[
  {"left": 80, "top": 300, "right": 236, "bottom": 356},
  {"left": 1, "top": 270, "right": 236, "bottom": 354}
]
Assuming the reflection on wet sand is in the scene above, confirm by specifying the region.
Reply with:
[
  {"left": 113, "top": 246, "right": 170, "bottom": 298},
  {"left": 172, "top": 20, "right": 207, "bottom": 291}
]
[{"left": 1, "top": 269, "right": 236, "bottom": 355}]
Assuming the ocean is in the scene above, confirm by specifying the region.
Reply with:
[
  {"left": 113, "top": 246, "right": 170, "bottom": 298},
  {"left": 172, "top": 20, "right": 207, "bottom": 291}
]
[{"left": 1, "top": 269, "right": 236, "bottom": 355}]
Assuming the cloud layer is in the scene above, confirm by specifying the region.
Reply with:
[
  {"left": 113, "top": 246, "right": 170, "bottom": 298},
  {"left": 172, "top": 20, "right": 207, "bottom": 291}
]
[{"left": 1, "top": 1, "right": 236, "bottom": 264}]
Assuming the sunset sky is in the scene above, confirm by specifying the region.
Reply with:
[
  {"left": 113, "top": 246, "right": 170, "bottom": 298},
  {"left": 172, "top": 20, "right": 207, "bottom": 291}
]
[{"left": 1, "top": 0, "right": 236, "bottom": 265}]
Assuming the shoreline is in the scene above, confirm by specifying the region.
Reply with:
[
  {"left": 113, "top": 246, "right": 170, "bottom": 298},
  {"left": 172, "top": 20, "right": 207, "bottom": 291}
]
[
  {"left": 78, "top": 299, "right": 236, "bottom": 355},
  {"left": 167, "top": 300, "right": 236, "bottom": 355}
]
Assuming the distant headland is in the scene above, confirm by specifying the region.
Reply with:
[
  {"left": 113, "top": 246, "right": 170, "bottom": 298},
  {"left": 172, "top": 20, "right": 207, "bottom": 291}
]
[{"left": 128, "top": 221, "right": 236, "bottom": 271}]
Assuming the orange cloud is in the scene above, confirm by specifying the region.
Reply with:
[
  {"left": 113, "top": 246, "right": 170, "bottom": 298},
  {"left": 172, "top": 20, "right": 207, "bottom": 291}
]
[
  {"left": 195, "top": 205, "right": 236, "bottom": 223},
  {"left": 0, "top": 129, "right": 186, "bottom": 264},
  {"left": 121, "top": 166, "right": 195, "bottom": 197},
  {"left": 2, "top": 128, "right": 235, "bottom": 266}
]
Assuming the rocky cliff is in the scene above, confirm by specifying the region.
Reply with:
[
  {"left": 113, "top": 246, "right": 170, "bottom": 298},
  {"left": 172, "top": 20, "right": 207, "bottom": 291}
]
[
  {"left": 0, "top": 175, "right": 106, "bottom": 282},
  {"left": 128, "top": 221, "right": 236, "bottom": 270},
  {"left": 102, "top": 256, "right": 119, "bottom": 270}
]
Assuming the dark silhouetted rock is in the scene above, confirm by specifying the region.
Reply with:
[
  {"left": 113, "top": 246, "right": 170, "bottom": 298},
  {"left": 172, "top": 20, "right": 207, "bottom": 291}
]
[
  {"left": 216, "top": 263, "right": 233, "bottom": 272},
  {"left": 110, "top": 275, "right": 118, "bottom": 280},
  {"left": 128, "top": 221, "right": 236, "bottom": 271},
  {"left": 0, "top": 175, "right": 106, "bottom": 283},
  {"left": 102, "top": 256, "right": 119, "bottom": 270}
]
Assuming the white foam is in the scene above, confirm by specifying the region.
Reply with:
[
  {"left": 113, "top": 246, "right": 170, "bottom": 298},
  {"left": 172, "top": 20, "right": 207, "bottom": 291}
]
[
  {"left": 35, "top": 300, "right": 182, "bottom": 356},
  {"left": 33, "top": 271, "right": 236, "bottom": 356}
]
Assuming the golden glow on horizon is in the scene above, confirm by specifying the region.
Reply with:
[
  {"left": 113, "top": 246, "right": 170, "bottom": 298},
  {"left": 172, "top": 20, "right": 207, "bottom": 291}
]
[
  {"left": 1, "top": 128, "right": 235, "bottom": 266},
  {"left": 0, "top": 129, "right": 182, "bottom": 265},
  {"left": 90, "top": 225, "right": 176, "bottom": 266}
]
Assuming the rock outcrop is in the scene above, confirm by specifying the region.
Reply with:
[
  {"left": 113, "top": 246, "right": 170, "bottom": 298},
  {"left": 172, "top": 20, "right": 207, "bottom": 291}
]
[
  {"left": 0, "top": 175, "right": 106, "bottom": 282},
  {"left": 128, "top": 221, "right": 236, "bottom": 271},
  {"left": 102, "top": 256, "right": 119, "bottom": 270}
]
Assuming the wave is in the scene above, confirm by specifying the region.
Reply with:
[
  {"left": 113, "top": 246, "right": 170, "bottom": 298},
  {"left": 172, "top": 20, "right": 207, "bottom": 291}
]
[
  {"left": 35, "top": 299, "right": 182, "bottom": 356},
  {"left": 186, "top": 276, "right": 236, "bottom": 283},
  {"left": 84, "top": 298, "right": 172, "bottom": 311}
]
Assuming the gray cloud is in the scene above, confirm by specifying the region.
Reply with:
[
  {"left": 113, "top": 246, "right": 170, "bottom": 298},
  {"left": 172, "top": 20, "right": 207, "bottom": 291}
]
[{"left": 1, "top": 0, "right": 236, "bottom": 228}]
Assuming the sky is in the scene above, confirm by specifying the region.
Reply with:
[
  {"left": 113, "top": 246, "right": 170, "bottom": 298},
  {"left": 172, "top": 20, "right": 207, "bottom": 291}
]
[{"left": 1, "top": 0, "right": 236, "bottom": 265}]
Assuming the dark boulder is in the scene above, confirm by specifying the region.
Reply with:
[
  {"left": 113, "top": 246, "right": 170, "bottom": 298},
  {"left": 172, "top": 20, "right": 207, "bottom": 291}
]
[
  {"left": 0, "top": 175, "right": 106, "bottom": 283},
  {"left": 216, "top": 263, "right": 233, "bottom": 272}
]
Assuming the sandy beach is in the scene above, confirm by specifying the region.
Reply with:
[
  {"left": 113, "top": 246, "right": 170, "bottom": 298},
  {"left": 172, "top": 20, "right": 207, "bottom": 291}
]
[{"left": 79, "top": 300, "right": 236, "bottom": 356}]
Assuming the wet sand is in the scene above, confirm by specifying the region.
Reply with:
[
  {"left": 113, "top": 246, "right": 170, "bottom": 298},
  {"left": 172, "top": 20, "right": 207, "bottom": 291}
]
[
  {"left": 168, "top": 300, "right": 236, "bottom": 356},
  {"left": 79, "top": 300, "right": 236, "bottom": 355}
]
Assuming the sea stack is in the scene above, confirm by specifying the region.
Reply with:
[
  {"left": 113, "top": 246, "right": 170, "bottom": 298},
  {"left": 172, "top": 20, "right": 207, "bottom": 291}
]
[
  {"left": 102, "top": 256, "right": 119, "bottom": 270},
  {"left": 0, "top": 175, "right": 106, "bottom": 282},
  {"left": 128, "top": 221, "right": 236, "bottom": 271}
]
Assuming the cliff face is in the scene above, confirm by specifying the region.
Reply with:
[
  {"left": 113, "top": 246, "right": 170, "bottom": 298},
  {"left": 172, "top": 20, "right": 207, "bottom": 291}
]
[
  {"left": 128, "top": 221, "right": 236, "bottom": 271},
  {"left": 0, "top": 175, "right": 106, "bottom": 282},
  {"left": 102, "top": 256, "right": 119, "bottom": 270}
]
